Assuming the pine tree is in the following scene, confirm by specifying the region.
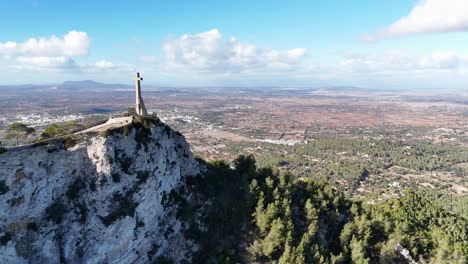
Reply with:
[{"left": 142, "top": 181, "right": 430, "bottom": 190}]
[
  {"left": 5, "top": 122, "right": 35, "bottom": 145},
  {"left": 262, "top": 218, "right": 285, "bottom": 258},
  {"left": 350, "top": 238, "right": 370, "bottom": 264},
  {"left": 254, "top": 191, "right": 269, "bottom": 234}
]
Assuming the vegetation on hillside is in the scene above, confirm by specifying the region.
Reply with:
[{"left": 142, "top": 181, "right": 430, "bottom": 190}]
[
  {"left": 41, "top": 122, "right": 83, "bottom": 138},
  {"left": 223, "top": 139, "right": 468, "bottom": 195},
  {"left": 5, "top": 122, "right": 35, "bottom": 145},
  {"left": 415, "top": 189, "right": 468, "bottom": 220},
  {"left": 178, "top": 155, "right": 468, "bottom": 264}
]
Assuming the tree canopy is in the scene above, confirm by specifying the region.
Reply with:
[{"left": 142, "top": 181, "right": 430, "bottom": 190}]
[
  {"left": 5, "top": 122, "right": 35, "bottom": 145},
  {"left": 41, "top": 122, "right": 82, "bottom": 138},
  {"left": 175, "top": 155, "right": 468, "bottom": 264}
]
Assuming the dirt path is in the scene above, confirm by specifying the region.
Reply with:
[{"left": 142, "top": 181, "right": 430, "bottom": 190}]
[{"left": 77, "top": 116, "right": 133, "bottom": 134}]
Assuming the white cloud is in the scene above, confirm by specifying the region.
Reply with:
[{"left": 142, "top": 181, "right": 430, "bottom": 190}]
[
  {"left": 80, "top": 60, "right": 133, "bottom": 73},
  {"left": 94, "top": 60, "right": 116, "bottom": 69},
  {"left": 0, "top": 31, "right": 90, "bottom": 57},
  {"left": 0, "top": 31, "right": 131, "bottom": 73},
  {"left": 0, "top": 31, "right": 92, "bottom": 71},
  {"left": 159, "top": 29, "right": 468, "bottom": 87},
  {"left": 366, "top": 0, "right": 468, "bottom": 41},
  {"left": 418, "top": 52, "right": 461, "bottom": 69},
  {"left": 9, "top": 57, "right": 129, "bottom": 72},
  {"left": 339, "top": 51, "right": 466, "bottom": 73},
  {"left": 15, "top": 56, "right": 78, "bottom": 69},
  {"left": 163, "top": 29, "right": 307, "bottom": 74}
]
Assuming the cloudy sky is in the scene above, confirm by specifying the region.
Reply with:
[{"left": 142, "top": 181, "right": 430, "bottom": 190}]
[{"left": 1, "top": 0, "right": 468, "bottom": 89}]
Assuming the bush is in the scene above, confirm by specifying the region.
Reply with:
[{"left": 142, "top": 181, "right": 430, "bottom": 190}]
[
  {"left": 118, "top": 155, "right": 133, "bottom": 174},
  {"left": 63, "top": 136, "right": 78, "bottom": 149},
  {"left": 100, "top": 130, "right": 110, "bottom": 138},
  {"left": 89, "top": 179, "right": 97, "bottom": 192},
  {"left": 147, "top": 244, "right": 159, "bottom": 260},
  {"left": 0, "top": 232, "right": 12, "bottom": 246},
  {"left": 100, "top": 192, "right": 138, "bottom": 226},
  {"left": 111, "top": 173, "right": 121, "bottom": 183},
  {"left": 77, "top": 202, "right": 88, "bottom": 224},
  {"left": 133, "top": 124, "right": 151, "bottom": 151},
  {"left": 0, "top": 181, "right": 9, "bottom": 195},
  {"left": 155, "top": 256, "right": 174, "bottom": 264},
  {"left": 42, "top": 124, "right": 64, "bottom": 138},
  {"left": 42, "top": 122, "right": 82, "bottom": 138},
  {"left": 136, "top": 171, "right": 150, "bottom": 184},
  {"left": 123, "top": 125, "right": 131, "bottom": 137},
  {"left": 5, "top": 122, "right": 35, "bottom": 145},
  {"left": 46, "top": 201, "right": 66, "bottom": 224},
  {"left": 26, "top": 221, "right": 39, "bottom": 231},
  {"left": 66, "top": 178, "right": 85, "bottom": 200}
]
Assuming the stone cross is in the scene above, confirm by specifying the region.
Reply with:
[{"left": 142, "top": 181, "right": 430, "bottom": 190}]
[{"left": 135, "top": 72, "right": 148, "bottom": 115}]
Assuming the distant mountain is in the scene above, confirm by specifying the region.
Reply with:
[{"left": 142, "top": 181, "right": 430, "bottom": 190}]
[
  {"left": 0, "top": 80, "right": 133, "bottom": 93},
  {"left": 60, "top": 80, "right": 103, "bottom": 87},
  {"left": 58, "top": 80, "right": 132, "bottom": 90}
]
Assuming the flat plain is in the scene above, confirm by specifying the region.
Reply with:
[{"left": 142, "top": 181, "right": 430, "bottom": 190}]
[{"left": 1, "top": 84, "right": 467, "bottom": 197}]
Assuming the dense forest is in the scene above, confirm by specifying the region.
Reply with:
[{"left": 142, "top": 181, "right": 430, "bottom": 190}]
[
  {"left": 172, "top": 155, "right": 468, "bottom": 264},
  {"left": 224, "top": 138, "right": 468, "bottom": 195}
]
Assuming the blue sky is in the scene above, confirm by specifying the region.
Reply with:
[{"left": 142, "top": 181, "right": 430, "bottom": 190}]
[{"left": 1, "top": 0, "right": 468, "bottom": 89}]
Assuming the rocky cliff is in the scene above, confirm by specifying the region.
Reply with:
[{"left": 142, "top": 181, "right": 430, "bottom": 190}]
[{"left": 0, "top": 117, "right": 200, "bottom": 264}]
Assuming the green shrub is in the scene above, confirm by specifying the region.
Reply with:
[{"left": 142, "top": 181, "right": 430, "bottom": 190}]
[
  {"left": 0, "top": 232, "right": 12, "bottom": 246},
  {"left": 46, "top": 201, "right": 66, "bottom": 224},
  {"left": 147, "top": 243, "right": 159, "bottom": 260},
  {"left": 136, "top": 171, "right": 150, "bottom": 184},
  {"left": 99, "top": 177, "right": 108, "bottom": 186},
  {"left": 77, "top": 202, "right": 88, "bottom": 224},
  {"left": 66, "top": 178, "right": 85, "bottom": 200},
  {"left": 161, "top": 192, "right": 168, "bottom": 207},
  {"left": 164, "top": 125, "right": 171, "bottom": 137},
  {"left": 136, "top": 216, "right": 145, "bottom": 228},
  {"left": 63, "top": 136, "right": 78, "bottom": 149},
  {"left": 5, "top": 122, "right": 35, "bottom": 145},
  {"left": 89, "top": 179, "right": 97, "bottom": 192},
  {"left": 26, "top": 221, "right": 39, "bottom": 231},
  {"left": 123, "top": 125, "right": 131, "bottom": 137},
  {"left": 111, "top": 173, "right": 121, "bottom": 183},
  {"left": 155, "top": 256, "right": 174, "bottom": 264},
  {"left": 42, "top": 124, "right": 65, "bottom": 138},
  {"left": 42, "top": 122, "right": 82, "bottom": 138},
  {"left": 117, "top": 155, "right": 133, "bottom": 174},
  {"left": 133, "top": 124, "right": 151, "bottom": 151},
  {"left": 0, "top": 181, "right": 9, "bottom": 195},
  {"left": 100, "top": 192, "right": 138, "bottom": 226},
  {"left": 100, "top": 130, "right": 110, "bottom": 138}
]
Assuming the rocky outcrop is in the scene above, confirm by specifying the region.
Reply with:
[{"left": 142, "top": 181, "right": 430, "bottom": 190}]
[
  {"left": 395, "top": 244, "right": 417, "bottom": 264},
  {"left": 0, "top": 117, "right": 200, "bottom": 263}
]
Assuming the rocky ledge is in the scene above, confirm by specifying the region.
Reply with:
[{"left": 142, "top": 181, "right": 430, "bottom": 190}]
[{"left": 0, "top": 116, "right": 200, "bottom": 264}]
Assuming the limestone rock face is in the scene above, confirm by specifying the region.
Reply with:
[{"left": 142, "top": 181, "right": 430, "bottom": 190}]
[{"left": 0, "top": 119, "right": 200, "bottom": 263}]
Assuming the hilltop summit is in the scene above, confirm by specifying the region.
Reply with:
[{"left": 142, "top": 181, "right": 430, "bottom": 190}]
[{"left": 0, "top": 117, "right": 200, "bottom": 263}]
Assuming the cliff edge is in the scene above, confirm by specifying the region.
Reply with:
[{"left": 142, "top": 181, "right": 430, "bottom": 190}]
[{"left": 0, "top": 116, "right": 200, "bottom": 263}]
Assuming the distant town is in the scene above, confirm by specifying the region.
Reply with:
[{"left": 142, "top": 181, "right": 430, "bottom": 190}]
[{"left": 1, "top": 81, "right": 467, "bottom": 197}]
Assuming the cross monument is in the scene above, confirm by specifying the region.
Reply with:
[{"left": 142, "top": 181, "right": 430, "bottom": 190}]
[{"left": 135, "top": 72, "right": 148, "bottom": 116}]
